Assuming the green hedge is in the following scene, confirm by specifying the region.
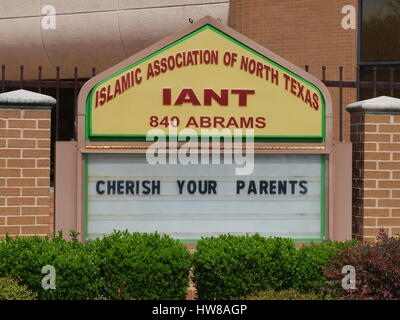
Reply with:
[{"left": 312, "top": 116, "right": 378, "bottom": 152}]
[
  {"left": 0, "top": 233, "right": 104, "bottom": 300},
  {"left": 192, "top": 234, "right": 297, "bottom": 300},
  {"left": 92, "top": 231, "right": 192, "bottom": 300},
  {"left": 0, "top": 231, "right": 191, "bottom": 300},
  {"left": 293, "top": 240, "right": 357, "bottom": 292},
  {"left": 0, "top": 231, "right": 355, "bottom": 300},
  {"left": 0, "top": 277, "right": 37, "bottom": 300},
  {"left": 192, "top": 235, "right": 355, "bottom": 300}
]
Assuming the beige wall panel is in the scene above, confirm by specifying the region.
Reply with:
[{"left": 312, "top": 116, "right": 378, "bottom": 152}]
[
  {"left": 0, "top": 17, "right": 54, "bottom": 80},
  {"left": 331, "top": 142, "right": 352, "bottom": 241},
  {"left": 41, "top": 12, "right": 127, "bottom": 79},
  {"left": 119, "top": 3, "right": 229, "bottom": 55},
  {"left": 40, "top": 0, "right": 117, "bottom": 14},
  {"left": 55, "top": 141, "right": 78, "bottom": 238},
  {"left": 0, "top": 0, "right": 41, "bottom": 19},
  {"left": 119, "top": 0, "right": 229, "bottom": 9},
  {"left": 0, "top": 1, "right": 229, "bottom": 79}
]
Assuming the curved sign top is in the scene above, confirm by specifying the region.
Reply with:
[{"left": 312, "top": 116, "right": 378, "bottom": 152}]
[{"left": 85, "top": 17, "right": 328, "bottom": 141}]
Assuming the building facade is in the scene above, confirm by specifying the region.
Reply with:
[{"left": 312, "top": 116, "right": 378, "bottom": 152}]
[{"left": 0, "top": 0, "right": 399, "bottom": 241}]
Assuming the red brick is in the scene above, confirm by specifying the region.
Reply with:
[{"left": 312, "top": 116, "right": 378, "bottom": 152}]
[
  {"left": 363, "top": 152, "right": 390, "bottom": 160},
  {"left": 0, "top": 207, "right": 20, "bottom": 215},
  {"left": 393, "top": 209, "right": 400, "bottom": 217},
  {"left": 378, "top": 180, "right": 400, "bottom": 188},
  {"left": 36, "top": 216, "right": 51, "bottom": 224},
  {"left": 0, "top": 148, "right": 20, "bottom": 158},
  {"left": 6, "top": 197, "right": 35, "bottom": 206},
  {"left": 22, "top": 188, "right": 49, "bottom": 196},
  {"left": 364, "top": 134, "right": 390, "bottom": 142},
  {"left": 38, "top": 120, "right": 51, "bottom": 129},
  {"left": 358, "top": 143, "right": 376, "bottom": 151},
  {"left": 7, "top": 216, "right": 35, "bottom": 225},
  {"left": 379, "top": 162, "right": 400, "bottom": 170},
  {"left": 0, "top": 129, "right": 20, "bottom": 138},
  {"left": 364, "top": 115, "right": 391, "bottom": 123},
  {"left": 363, "top": 190, "right": 390, "bottom": 198},
  {"left": 353, "top": 179, "right": 376, "bottom": 188},
  {"left": 36, "top": 197, "right": 50, "bottom": 206},
  {"left": 7, "top": 159, "right": 35, "bottom": 168},
  {"left": 362, "top": 208, "right": 389, "bottom": 217},
  {"left": 378, "top": 124, "right": 400, "bottom": 132},
  {"left": 7, "top": 178, "right": 35, "bottom": 187},
  {"left": 0, "top": 188, "right": 20, "bottom": 196},
  {"left": 354, "top": 198, "right": 376, "bottom": 207},
  {"left": 363, "top": 171, "right": 390, "bottom": 179},
  {"left": 0, "top": 110, "right": 21, "bottom": 118},
  {"left": 378, "top": 199, "right": 400, "bottom": 207},
  {"left": 392, "top": 190, "right": 400, "bottom": 198},
  {"left": 23, "top": 110, "right": 50, "bottom": 119},
  {"left": 21, "top": 225, "right": 50, "bottom": 234},
  {"left": 394, "top": 171, "right": 400, "bottom": 179},
  {"left": 0, "top": 169, "right": 20, "bottom": 177},
  {"left": 380, "top": 143, "right": 400, "bottom": 151},
  {"left": 8, "top": 120, "right": 36, "bottom": 128},
  {"left": 22, "top": 169, "right": 50, "bottom": 177},
  {"left": 37, "top": 159, "right": 50, "bottom": 167},
  {"left": 362, "top": 162, "right": 377, "bottom": 170},
  {"left": 22, "top": 149, "right": 50, "bottom": 158},
  {"left": 360, "top": 124, "right": 377, "bottom": 132},
  {"left": 7, "top": 139, "right": 36, "bottom": 148},
  {"left": 0, "top": 226, "right": 20, "bottom": 234},
  {"left": 377, "top": 218, "right": 400, "bottom": 226},
  {"left": 360, "top": 218, "right": 376, "bottom": 226},
  {"left": 36, "top": 178, "right": 50, "bottom": 186},
  {"left": 363, "top": 227, "right": 389, "bottom": 236},
  {"left": 23, "top": 130, "right": 50, "bottom": 139},
  {"left": 22, "top": 207, "right": 49, "bottom": 215},
  {"left": 37, "top": 140, "right": 50, "bottom": 148}
]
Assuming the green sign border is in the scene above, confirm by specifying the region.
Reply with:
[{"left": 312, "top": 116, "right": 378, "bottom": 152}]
[
  {"left": 84, "top": 154, "right": 326, "bottom": 242},
  {"left": 85, "top": 24, "right": 326, "bottom": 142}
]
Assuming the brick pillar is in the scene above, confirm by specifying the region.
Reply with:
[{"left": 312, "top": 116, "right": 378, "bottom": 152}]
[
  {"left": 347, "top": 96, "right": 400, "bottom": 242},
  {"left": 0, "top": 89, "right": 56, "bottom": 239}
]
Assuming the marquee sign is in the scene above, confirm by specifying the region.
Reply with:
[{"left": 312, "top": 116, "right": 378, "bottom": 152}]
[
  {"left": 86, "top": 154, "right": 324, "bottom": 241},
  {"left": 69, "top": 16, "right": 338, "bottom": 243},
  {"left": 86, "top": 22, "right": 325, "bottom": 140}
]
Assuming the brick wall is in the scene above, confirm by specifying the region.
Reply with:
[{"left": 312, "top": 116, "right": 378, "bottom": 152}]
[
  {"left": 351, "top": 112, "right": 400, "bottom": 242},
  {"left": 229, "top": 0, "right": 358, "bottom": 142},
  {"left": 0, "top": 108, "right": 53, "bottom": 239}
]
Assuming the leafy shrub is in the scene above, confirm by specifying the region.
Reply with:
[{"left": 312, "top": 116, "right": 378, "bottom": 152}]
[
  {"left": 192, "top": 234, "right": 297, "bottom": 300},
  {"left": 93, "top": 231, "right": 191, "bottom": 300},
  {"left": 240, "top": 288, "right": 334, "bottom": 300},
  {"left": 323, "top": 230, "right": 400, "bottom": 300},
  {"left": 0, "top": 232, "right": 104, "bottom": 300},
  {"left": 0, "top": 277, "right": 37, "bottom": 300},
  {"left": 293, "top": 240, "right": 356, "bottom": 292}
]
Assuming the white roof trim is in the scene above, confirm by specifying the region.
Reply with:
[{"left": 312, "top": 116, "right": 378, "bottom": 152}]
[{"left": 0, "top": 89, "right": 56, "bottom": 106}]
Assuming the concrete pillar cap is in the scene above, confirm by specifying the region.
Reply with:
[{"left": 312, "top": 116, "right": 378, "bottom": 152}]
[
  {"left": 0, "top": 89, "right": 56, "bottom": 108},
  {"left": 346, "top": 96, "right": 400, "bottom": 114}
]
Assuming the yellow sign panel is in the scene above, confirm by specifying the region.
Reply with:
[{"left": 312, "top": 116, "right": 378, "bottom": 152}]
[{"left": 87, "top": 25, "right": 324, "bottom": 139}]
